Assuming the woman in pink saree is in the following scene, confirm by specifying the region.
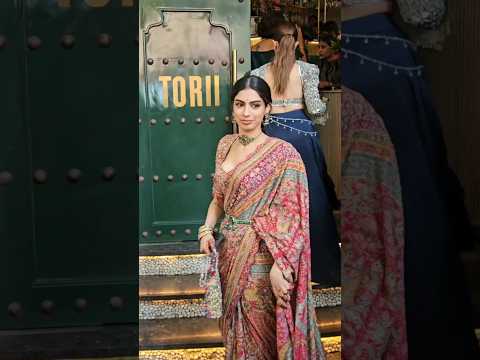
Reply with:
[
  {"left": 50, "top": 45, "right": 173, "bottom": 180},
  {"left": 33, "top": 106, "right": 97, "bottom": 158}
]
[{"left": 199, "top": 75, "right": 325, "bottom": 359}]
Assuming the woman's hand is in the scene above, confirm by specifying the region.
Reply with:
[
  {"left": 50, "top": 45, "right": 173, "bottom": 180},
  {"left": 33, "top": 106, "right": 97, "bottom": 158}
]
[
  {"left": 200, "top": 233, "right": 216, "bottom": 255},
  {"left": 270, "top": 262, "right": 294, "bottom": 308}
]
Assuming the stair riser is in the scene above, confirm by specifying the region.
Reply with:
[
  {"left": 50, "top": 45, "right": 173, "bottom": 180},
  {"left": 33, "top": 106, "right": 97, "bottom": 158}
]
[
  {"left": 140, "top": 274, "right": 203, "bottom": 299},
  {"left": 140, "top": 292, "right": 341, "bottom": 320},
  {"left": 140, "top": 307, "right": 340, "bottom": 350}
]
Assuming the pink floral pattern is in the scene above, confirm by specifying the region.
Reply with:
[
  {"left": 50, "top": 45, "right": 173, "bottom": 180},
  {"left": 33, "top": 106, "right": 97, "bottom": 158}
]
[
  {"left": 212, "top": 134, "right": 325, "bottom": 360},
  {"left": 341, "top": 88, "right": 408, "bottom": 359}
]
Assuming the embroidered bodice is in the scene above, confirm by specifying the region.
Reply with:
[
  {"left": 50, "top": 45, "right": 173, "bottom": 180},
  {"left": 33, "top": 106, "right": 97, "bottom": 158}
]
[
  {"left": 251, "top": 60, "right": 327, "bottom": 124},
  {"left": 343, "top": 0, "right": 446, "bottom": 28},
  {"left": 271, "top": 98, "right": 303, "bottom": 107}
]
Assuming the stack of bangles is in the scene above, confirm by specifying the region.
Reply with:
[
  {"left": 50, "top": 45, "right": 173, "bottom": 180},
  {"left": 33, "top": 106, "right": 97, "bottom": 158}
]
[{"left": 198, "top": 224, "right": 213, "bottom": 241}]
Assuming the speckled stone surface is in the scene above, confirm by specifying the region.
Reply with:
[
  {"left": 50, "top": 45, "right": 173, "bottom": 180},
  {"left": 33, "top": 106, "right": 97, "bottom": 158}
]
[
  {"left": 140, "top": 289, "right": 340, "bottom": 320},
  {"left": 140, "top": 255, "right": 207, "bottom": 276},
  {"left": 140, "top": 299, "right": 206, "bottom": 320},
  {"left": 313, "top": 287, "right": 341, "bottom": 307},
  {"left": 140, "top": 348, "right": 224, "bottom": 360},
  {"left": 323, "top": 335, "right": 342, "bottom": 353}
]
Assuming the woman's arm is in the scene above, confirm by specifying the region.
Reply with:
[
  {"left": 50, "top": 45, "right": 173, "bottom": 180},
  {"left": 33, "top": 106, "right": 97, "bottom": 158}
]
[
  {"left": 204, "top": 199, "right": 224, "bottom": 229},
  {"left": 199, "top": 199, "right": 224, "bottom": 255},
  {"left": 200, "top": 136, "right": 228, "bottom": 254},
  {"left": 301, "top": 63, "right": 328, "bottom": 124}
]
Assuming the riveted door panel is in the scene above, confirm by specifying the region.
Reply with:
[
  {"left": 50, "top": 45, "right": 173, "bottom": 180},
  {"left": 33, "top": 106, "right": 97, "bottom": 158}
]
[
  {"left": 139, "top": 0, "right": 251, "bottom": 247},
  {"left": 1, "top": 0, "right": 138, "bottom": 329}
]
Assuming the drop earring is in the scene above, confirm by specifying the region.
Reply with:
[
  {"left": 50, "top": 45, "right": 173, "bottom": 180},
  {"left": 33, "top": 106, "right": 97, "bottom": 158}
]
[{"left": 263, "top": 113, "right": 271, "bottom": 125}]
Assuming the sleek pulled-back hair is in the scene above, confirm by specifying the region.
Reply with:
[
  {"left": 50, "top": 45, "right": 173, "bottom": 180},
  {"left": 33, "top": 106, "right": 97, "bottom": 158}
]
[
  {"left": 231, "top": 75, "right": 272, "bottom": 106},
  {"left": 270, "top": 20, "right": 298, "bottom": 95}
]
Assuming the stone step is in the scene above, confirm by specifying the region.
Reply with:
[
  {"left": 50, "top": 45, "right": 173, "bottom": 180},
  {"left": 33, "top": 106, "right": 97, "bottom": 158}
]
[
  {"left": 140, "top": 254, "right": 206, "bottom": 276},
  {"left": 139, "top": 340, "right": 341, "bottom": 359},
  {"left": 139, "top": 306, "right": 340, "bottom": 350},
  {"left": 139, "top": 250, "right": 344, "bottom": 277},
  {"left": 140, "top": 289, "right": 341, "bottom": 320},
  {"left": 140, "top": 272, "right": 341, "bottom": 304},
  {"left": 140, "top": 274, "right": 204, "bottom": 300}
]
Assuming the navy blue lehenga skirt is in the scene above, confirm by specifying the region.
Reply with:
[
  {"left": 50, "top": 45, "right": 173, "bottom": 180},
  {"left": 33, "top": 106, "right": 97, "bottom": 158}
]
[
  {"left": 264, "top": 109, "right": 341, "bottom": 286},
  {"left": 342, "top": 14, "right": 479, "bottom": 359}
]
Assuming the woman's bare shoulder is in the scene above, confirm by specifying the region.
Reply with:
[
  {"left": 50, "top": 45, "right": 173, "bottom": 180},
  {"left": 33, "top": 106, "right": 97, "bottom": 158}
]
[{"left": 218, "top": 134, "right": 237, "bottom": 146}]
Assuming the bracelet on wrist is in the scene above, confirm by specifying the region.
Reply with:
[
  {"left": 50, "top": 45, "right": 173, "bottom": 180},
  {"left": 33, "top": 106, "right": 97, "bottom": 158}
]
[
  {"left": 198, "top": 224, "right": 213, "bottom": 232},
  {"left": 198, "top": 224, "right": 214, "bottom": 241},
  {"left": 198, "top": 230, "right": 212, "bottom": 238},
  {"left": 198, "top": 231, "right": 213, "bottom": 241}
]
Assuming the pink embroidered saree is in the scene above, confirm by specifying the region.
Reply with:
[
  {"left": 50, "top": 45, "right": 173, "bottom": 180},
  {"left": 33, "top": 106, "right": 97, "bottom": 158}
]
[
  {"left": 341, "top": 88, "right": 408, "bottom": 359},
  {"left": 212, "top": 134, "right": 325, "bottom": 360}
]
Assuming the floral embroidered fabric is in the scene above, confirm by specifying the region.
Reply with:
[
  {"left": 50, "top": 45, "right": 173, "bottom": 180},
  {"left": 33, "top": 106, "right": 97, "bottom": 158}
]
[
  {"left": 341, "top": 88, "right": 408, "bottom": 359},
  {"left": 205, "top": 134, "right": 325, "bottom": 359}
]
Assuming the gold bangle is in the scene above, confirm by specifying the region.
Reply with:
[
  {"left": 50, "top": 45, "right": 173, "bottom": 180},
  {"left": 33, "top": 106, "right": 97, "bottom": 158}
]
[
  {"left": 198, "top": 225, "right": 213, "bottom": 232},
  {"left": 198, "top": 224, "right": 214, "bottom": 241},
  {"left": 198, "top": 232, "right": 212, "bottom": 241},
  {"left": 198, "top": 230, "right": 212, "bottom": 238},
  {"left": 198, "top": 234, "right": 212, "bottom": 241}
]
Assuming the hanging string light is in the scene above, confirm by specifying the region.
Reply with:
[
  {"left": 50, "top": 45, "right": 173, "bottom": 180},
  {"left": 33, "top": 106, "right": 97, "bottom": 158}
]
[
  {"left": 343, "top": 33, "right": 417, "bottom": 48},
  {"left": 342, "top": 33, "right": 424, "bottom": 76},
  {"left": 270, "top": 119, "right": 319, "bottom": 137},
  {"left": 342, "top": 48, "right": 424, "bottom": 76}
]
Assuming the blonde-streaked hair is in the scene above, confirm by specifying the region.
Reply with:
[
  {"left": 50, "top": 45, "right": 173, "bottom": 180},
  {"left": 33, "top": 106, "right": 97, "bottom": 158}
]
[{"left": 271, "top": 20, "right": 298, "bottom": 95}]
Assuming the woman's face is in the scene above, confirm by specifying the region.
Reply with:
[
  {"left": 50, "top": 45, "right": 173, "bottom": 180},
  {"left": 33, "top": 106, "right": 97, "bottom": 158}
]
[
  {"left": 233, "top": 88, "right": 271, "bottom": 133},
  {"left": 318, "top": 40, "right": 333, "bottom": 59}
]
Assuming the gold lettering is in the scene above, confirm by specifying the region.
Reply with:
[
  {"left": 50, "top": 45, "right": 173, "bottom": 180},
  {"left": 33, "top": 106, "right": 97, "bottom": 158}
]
[
  {"left": 189, "top": 76, "right": 203, "bottom": 107},
  {"left": 158, "top": 76, "right": 172, "bottom": 108},
  {"left": 84, "top": 0, "right": 110, "bottom": 6},
  {"left": 121, "top": 0, "right": 134, "bottom": 6},
  {"left": 205, "top": 76, "right": 212, "bottom": 107},
  {"left": 214, "top": 75, "right": 221, "bottom": 106},
  {"left": 172, "top": 76, "right": 187, "bottom": 108}
]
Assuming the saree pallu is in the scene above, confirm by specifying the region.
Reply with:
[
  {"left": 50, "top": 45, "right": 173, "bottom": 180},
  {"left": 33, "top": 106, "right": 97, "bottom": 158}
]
[
  {"left": 212, "top": 134, "right": 325, "bottom": 360},
  {"left": 341, "top": 88, "right": 407, "bottom": 359}
]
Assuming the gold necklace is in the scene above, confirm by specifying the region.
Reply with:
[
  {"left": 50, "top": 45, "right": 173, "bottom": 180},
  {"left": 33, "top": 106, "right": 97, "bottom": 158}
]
[{"left": 238, "top": 134, "right": 260, "bottom": 146}]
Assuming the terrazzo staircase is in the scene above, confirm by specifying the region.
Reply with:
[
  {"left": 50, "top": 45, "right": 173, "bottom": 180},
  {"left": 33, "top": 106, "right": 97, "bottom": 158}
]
[{"left": 139, "top": 248, "right": 342, "bottom": 359}]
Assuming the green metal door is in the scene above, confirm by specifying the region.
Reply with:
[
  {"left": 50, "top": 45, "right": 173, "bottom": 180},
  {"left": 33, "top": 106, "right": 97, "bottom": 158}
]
[
  {"left": 139, "top": 0, "right": 251, "bottom": 251},
  {"left": 1, "top": 0, "right": 137, "bottom": 329}
]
